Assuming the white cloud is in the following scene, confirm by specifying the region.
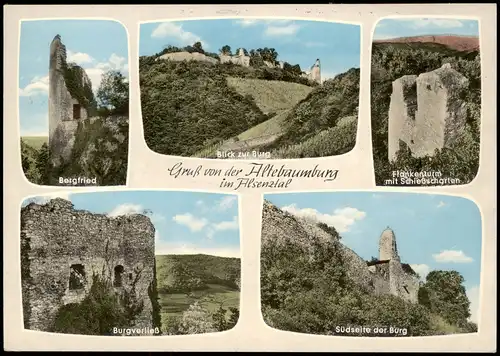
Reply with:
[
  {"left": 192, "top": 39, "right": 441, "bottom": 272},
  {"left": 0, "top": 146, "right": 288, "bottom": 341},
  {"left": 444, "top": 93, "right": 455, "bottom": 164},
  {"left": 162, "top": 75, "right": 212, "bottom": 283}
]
[
  {"left": 151, "top": 22, "right": 208, "bottom": 48},
  {"left": 466, "top": 285, "right": 480, "bottom": 324},
  {"left": 235, "top": 19, "right": 293, "bottom": 27},
  {"left": 212, "top": 216, "right": 239, "bottom": 231},
  {"left": 216, "top": 195, "right": 238, "bottom": 212},
  {"left": 236, "top": 19, "right": 259, "bottom": 27},
  {"left": 22, "top": 192, "right": 72, "bottom": 207},
  {"left": 433, "top": 250, "right": 474, "bottom": 263},
  {"left": 264, "top": 23, "right": 300, "bottom": 37},
  {"left": 282, "top": 204, "right": 366, "bottom": 233},
  {"left": 107, "top": 203, "right": 164, "bottom": 223},
  {"left": 155, "top": 241, "right": 240, "bottom": 258},
  {"left": 410, "top": 264, "right": 431, "bottom": 280},
  {"left": 67, "top": 50, "right": 94, "bottom": 65},
  {"left": 173, "top": 213, "right": 208, "bottom": 232},
  {"left": 19, "top": 75, "right": 49, "bottom": 97},
  {"left": 437, "top": 201, "right": 447, "bottom": 208},
  {"left": 19, "top": 52, "right": 128, "bottom": 98},
  {"left": 107, "top": 203, "right": 143, "bottom": 217}
]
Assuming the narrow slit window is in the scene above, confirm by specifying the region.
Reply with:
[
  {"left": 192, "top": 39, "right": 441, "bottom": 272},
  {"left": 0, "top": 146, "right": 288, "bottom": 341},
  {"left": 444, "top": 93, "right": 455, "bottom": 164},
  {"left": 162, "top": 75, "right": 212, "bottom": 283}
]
[
  {"left": 114, "top": 265, "right": 124, "bottom": 287},
  {"left": 73, "top": 104, "right": 81, "bottom": 120},
  {"left": 69, "top": 264, "right": 85, "bottom": 290}
]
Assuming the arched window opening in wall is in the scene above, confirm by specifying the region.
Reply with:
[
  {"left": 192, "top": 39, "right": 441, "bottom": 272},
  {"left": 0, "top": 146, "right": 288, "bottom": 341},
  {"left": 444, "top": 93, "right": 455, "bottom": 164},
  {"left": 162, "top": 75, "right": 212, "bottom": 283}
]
[
  {"left": 129, "top": 273, "right": 133, "bottom": 281},
  {"left": 69, "top": 264, "right": 85, "bottom": 290},
  {"left": 114, "top": 265, "right": 124, "bottom": 287}
]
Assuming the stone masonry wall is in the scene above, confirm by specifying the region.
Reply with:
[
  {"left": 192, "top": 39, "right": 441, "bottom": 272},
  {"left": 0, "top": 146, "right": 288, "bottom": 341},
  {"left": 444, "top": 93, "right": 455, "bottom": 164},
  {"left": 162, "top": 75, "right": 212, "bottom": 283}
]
[
  {"left": 49, "top": 35, "right": 92, "bottom": 167},
  {"left": 388, "top": 63, "right": 469, "bottom": 161},
  {"left": 261, "top": 200, "right": 420, "bottom": 303},
  {"left": 21, "top": 198, "right": 156, "bottom": 333}
]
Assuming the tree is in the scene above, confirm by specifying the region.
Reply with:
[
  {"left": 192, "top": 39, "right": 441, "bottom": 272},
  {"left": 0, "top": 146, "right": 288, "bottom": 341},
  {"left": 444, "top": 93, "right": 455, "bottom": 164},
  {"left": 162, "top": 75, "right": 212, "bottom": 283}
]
[
  {"left": 220, "top": 45, "right": 232, "bottom": 55},
  {"left": 192, "top": 41, "right": 204, "bottom": 53},
  {"left": 420, "top": 270, "right": 472, "bottom": 328},
  {"left": 178, "top": 302, "right": 217, "bottom": 334},
  {"left": 96, "top": 70, "right": 129, "bottom": 115}
]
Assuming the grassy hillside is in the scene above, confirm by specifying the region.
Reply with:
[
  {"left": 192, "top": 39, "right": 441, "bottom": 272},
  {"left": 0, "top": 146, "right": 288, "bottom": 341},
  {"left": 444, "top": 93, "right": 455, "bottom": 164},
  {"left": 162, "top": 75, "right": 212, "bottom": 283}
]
[
  {"left": 226, "top": 77, "right": 313, "bottom": 114},
  {"left": 370, "top": 42, "right": 481, "bottom": 185},
  {"left": 374, "top": 35, "right": 480, "bottom": 52},
  {"left": 260, "top": 68, "right": 360, "bottom": 158},
  {"left": 156, "top": 254, "right": 240, "bottom": 333},
  {"left": 22, "top": 136, "right": 48, "bottom": 150},
  {"left": 140, "top": 57, "right": 275, "bottom": 157},
  {"left": 237, "top": 109, "right": 291, "bottom": 141}
]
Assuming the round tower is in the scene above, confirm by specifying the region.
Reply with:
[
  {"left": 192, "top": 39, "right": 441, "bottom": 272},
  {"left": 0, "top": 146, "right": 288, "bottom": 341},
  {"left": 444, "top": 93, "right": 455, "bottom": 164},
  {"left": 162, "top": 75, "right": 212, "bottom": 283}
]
[{"left": 379, "top": 227, "right": 399, "bottom": 261}]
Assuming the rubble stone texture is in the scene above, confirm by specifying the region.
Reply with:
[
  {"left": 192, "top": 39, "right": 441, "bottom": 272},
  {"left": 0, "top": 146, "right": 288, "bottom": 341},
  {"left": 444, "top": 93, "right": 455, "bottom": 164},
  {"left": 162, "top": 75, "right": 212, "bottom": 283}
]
[
  {"left": 261, "top": 200, "right": 420, "bottom": 304},
  {"left": 21, "top": 198, "right": 157, "bottom": 333},
  {"left": 388, "top": 63, "right": 469, "bottom": 161}
]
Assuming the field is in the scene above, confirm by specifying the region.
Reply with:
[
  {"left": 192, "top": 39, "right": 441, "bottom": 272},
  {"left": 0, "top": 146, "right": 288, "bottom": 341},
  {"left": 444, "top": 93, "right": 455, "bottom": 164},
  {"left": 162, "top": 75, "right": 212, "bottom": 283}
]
[
  {"left": 226, "top": 77, "right": 313, "bottom": 114},
  {"left": 155, "top": 254, "right": 241, "bottom": 331},
  {"left": 21, "top": 136, "right": 48, "bottom": 150}
]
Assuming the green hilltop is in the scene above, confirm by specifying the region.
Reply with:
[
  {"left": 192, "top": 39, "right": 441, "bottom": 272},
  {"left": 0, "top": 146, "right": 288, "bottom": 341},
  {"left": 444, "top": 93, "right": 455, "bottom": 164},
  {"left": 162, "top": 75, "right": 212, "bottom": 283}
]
[{"left": 139, "top": 43, "right": 360, "bottom": 159}]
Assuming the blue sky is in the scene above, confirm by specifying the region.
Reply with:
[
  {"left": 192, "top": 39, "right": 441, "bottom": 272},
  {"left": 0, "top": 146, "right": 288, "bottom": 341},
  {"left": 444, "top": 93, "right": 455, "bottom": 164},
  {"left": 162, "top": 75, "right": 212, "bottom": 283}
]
[
  {"left": 264, "top": 191, "right": 482, "bottom": 323},
  {"left": 18, "top": 20, "right": 129, "bottom": 136},
  {"left": 140, "top": 19, "right": 360, "bottom": 81},
  {"left": 22, "top": 190, "right": 240, "bottom": 258},
  {"left": 374, "top": 18, "right": 479, "bottom": 40}
]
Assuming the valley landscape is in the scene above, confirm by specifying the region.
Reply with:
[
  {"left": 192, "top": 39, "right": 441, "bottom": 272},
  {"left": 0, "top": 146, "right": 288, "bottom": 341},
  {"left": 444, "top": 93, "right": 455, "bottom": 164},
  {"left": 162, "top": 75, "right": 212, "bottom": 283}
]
[
  {"left": 156, "top": 254, "right": 240, "bottom": 335},
  {"left": 139, "top": 19, "right": 361, "bottom": 159}
]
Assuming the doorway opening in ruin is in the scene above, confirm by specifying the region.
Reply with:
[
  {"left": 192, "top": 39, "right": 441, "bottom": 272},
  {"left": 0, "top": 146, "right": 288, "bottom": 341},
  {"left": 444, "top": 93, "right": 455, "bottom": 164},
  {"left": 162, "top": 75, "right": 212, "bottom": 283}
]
[
  {"left": 73, "top": 104, "right": 81, "bottom": 120},
  {"left": 69, "top": 264, "right": 85, "bottom": 290},
  {"left": 114, "top": 265, "right": 124, "bottom": 287},
  {"left": 128, "top": 273, "right": 133, "bottom": 281}
]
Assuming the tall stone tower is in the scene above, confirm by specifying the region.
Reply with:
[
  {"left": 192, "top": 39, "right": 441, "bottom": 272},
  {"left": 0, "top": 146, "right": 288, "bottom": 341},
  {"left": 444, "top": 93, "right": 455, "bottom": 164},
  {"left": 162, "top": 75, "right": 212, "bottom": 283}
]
[
  {"left": 48, "top": 34, "right": 67, "bottom": 141},
  {"left": 311, "top": 58, "right": 321, "bottom": 84},
  {"left": 48, "top": 35, "right": 92, "bottom": 167},
  {"left": 379, "top": 226, "right": 399, "bottom": 261}
]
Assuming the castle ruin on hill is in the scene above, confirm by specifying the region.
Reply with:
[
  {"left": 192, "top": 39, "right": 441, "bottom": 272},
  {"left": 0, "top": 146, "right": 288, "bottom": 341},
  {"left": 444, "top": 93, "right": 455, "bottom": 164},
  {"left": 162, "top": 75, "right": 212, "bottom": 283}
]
[
  {"left": 388, "top": 63, "right": 469, "bottom": 162},
  {"left": 49, "top": 35, "right": 96, "bottom": 167},
  {"left": 261, "top": 201, "right": 420, "bottom": 304},
  {"left": 156, "top": 48, "right": 322, "bottom": 84},
  {"left": 21, "top": 198, "right": 158, "bottom": 334}
]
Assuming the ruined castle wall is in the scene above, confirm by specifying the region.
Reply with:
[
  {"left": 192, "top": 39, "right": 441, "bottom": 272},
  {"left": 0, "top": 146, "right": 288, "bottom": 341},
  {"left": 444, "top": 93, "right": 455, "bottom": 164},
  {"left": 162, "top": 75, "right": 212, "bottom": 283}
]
[
  {"left": 371, "top": 264, "right": 391, "bottom": 296},
  {"left": 388, "top": 75, "right": 418, "bottom": 162},
  {"left": 49, "top": 36, "right": 92, "bottom": 167},
  {"left": 21, "top": 198, "right": 156, "bottom": 332},
  {"left": 388, "top": 260, "right": 418, "bottom": 303},
  {"left": 157, "top": 51, "right": 219, "bottom": 65},
  {"left": 338, "top": 244, "right": 376, "bottom": 293},
  {"left": 388, "top": 64, "right": 469, "bottom": 160},
  {"left": 412, "top": 63, "right": 469, "bottom": 157}
]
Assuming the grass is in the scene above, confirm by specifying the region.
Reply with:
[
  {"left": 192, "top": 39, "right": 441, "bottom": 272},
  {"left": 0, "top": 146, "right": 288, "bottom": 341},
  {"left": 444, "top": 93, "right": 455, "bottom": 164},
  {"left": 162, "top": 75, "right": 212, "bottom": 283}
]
[
  {"left": 226, "top": 77, "right": 313, "bottom": 114},
  {"left": 237, "top": 109, "right": 290, "bottom": 141},
  {"left": 21, "top": 136, "right": 48, "bottom": 150},
  {"left": 155, "top": 254, "right": 240, "bottom": 332}
]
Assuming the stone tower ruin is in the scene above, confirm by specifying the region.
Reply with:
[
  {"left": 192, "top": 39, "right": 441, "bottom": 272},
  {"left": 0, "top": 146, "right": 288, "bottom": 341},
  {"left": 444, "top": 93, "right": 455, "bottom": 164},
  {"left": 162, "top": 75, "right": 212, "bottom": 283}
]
[
  {"left": 21, "top": 198, "right": 158, "bottom": 334},
  {"left": 388, "top": 63, "right": 469, "bottom": 161},
  {"left": 301, "top": 58, "right": 321, "bottom": 84},
  {"left": 368, "top": 227, "right": 420, "bottom": 303},
  {"left": 49, "top": 35, "right": 94, "bottom": 167},
  {"left": 261, "top": 201, "right": 421, "bottom": 305}
]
